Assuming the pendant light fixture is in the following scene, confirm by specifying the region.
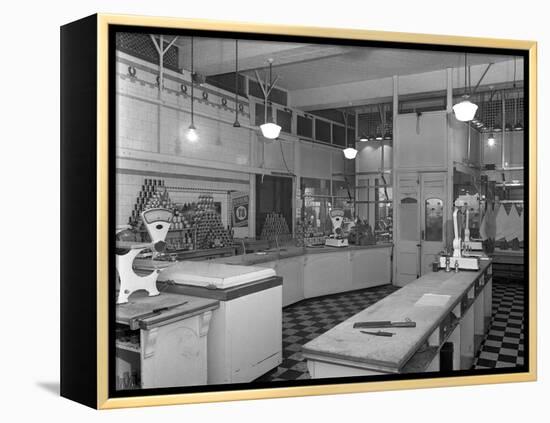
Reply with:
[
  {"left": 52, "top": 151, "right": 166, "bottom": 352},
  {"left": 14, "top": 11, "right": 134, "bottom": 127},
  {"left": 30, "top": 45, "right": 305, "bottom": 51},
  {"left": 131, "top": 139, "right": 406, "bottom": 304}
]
[
  {"left": 453, "top": 52, "right": 478, "bottom": 122},
  {"left": 256, "top": 59, "right": 282, "bottom": 139},
  {"left": 342, "top": 110, "right": 358, "bottom": 159},
  {"left": 186, "top": 36, "right": 198, "bottom": 142},
  {"left": 359, "top": 133, "right": 368, "bottom": 142},
  {"left": 233, "top": 40, "right": 240, "bottom": 128},
  {"left": 512, "top": 57, "right": 523, "bottom": 131},
  {"left": 375, "top": 126, "right": 383, "bottom": 141}
]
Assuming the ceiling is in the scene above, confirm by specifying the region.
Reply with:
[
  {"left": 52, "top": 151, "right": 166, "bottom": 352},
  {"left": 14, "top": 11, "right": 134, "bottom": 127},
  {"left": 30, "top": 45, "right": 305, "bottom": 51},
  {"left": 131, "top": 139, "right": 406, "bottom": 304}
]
[{"left": 173, "top": 36, "right": 517, "bottom": 91}]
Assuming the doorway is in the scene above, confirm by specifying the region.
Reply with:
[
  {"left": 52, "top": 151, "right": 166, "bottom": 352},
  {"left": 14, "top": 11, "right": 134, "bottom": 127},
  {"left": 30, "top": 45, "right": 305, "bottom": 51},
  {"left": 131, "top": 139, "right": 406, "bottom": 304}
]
[
  {"left": 255, "top": 174, "right": 293, "bottom": 238},
  {"left": 395, "top": 171, "right": 447, "bottom": 285}
]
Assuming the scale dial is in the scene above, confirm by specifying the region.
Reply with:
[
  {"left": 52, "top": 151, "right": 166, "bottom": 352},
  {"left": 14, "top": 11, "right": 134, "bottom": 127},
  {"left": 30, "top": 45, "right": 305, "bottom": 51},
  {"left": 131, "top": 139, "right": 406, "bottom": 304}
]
[{"left": 142, "top": 208, "right": 173, "bottom": 224}]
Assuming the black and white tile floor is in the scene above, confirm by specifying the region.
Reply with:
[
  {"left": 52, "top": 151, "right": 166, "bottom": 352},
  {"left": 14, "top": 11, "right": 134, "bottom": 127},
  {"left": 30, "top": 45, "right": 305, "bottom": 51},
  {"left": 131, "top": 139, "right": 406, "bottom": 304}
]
[
  {"left": 473, "top": 282, "right": 525, "bottom": 369},
  {"left": 256, "top": 280, "right": 525, "bottom": 382}
]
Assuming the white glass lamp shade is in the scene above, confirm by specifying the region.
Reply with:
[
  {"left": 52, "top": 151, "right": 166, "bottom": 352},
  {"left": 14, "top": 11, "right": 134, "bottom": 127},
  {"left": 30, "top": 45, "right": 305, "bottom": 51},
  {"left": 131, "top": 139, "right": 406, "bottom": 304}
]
[
  {"left": 186, "top": 125, "right": 199, "bottom": 142},
  {"left": 452, "top": 97, "right": 478, "bottom": 122},
  {"left": 487, "top": 133, "right": 495, "bottom": 147},
  {"left": 343, "top": 147, "right": 358, "bottom": 160},
  {"left": 260, "top": 122, "right": 282, "bottom": 139}
]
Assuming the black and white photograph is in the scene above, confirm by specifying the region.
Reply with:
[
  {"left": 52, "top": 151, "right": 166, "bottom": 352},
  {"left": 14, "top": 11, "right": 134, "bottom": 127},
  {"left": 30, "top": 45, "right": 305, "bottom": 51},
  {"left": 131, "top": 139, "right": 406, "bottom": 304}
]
[{"left": 112, "top": 27, "right": 529, "bottom": 393}]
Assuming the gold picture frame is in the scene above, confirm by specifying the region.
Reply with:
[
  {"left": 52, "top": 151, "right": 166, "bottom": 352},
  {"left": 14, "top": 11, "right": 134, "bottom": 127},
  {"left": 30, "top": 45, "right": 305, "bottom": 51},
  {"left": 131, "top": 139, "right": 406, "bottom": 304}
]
[{"left": 60, "top": 13, "right": 537, "bottom": 409}]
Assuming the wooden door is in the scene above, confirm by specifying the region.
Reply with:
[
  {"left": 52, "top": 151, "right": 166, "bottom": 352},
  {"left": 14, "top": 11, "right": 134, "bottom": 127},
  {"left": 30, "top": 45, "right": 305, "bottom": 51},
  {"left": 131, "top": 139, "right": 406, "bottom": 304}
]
[
  {"left": 395, "top": 172, "right": 420, "bottom": 285},
  {"left": 420, "top": 172, "right": 447, "bottom": 276}
]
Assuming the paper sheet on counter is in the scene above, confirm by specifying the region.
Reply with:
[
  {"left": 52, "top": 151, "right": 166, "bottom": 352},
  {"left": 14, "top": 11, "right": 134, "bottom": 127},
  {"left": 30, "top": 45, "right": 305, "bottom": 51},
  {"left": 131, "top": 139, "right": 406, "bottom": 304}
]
[{"left": 414, "top": 293, "right": 451, "bottom": 307}]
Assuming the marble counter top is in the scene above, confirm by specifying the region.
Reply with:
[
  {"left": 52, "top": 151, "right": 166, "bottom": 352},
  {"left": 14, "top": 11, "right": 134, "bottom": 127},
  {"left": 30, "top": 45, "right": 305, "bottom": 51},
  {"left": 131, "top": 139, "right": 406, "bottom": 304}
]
[
  {"left": 302, "top": 260, "right": 491, "bottom": 373},
  {"left": 210, "top": 243, "right": 393, "bottom": 266}
]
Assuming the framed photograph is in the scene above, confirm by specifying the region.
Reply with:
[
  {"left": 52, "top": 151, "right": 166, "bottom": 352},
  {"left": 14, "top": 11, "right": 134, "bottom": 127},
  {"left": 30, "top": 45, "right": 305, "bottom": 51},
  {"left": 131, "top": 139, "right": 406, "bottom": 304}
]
[{"left": 60, "top": 14, "right": 537, "bottom": 409}]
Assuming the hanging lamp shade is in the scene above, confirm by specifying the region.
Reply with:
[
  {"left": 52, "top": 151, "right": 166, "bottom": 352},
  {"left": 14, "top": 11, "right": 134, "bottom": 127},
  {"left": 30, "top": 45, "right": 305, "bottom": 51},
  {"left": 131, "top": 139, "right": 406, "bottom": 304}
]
[
  {"left": 341, "top": 110, "right": 357, "bottom": 159},
  {"left": 343, "top": 147, "right": 358, "bottom": 160},
  {"left": 375, "top": 127, "right": 383, "bottom": 141},
  {"left": 260, "top": 122, "right": 281, "bottom": 139},
  {"left": 187, "top": 36, "right": 199, "bottom": 142},
  {"left": 453, "top": 96, "right": 478, "bottom": 122},
  {"left": 453, "top": 53, "right": 478, "bottom": 122},
  {"left": 187, "top": 124, "right": 198, "bottom": 142},
  {"left": 359, "top": 133, "right": 368, "bottom": 142}
]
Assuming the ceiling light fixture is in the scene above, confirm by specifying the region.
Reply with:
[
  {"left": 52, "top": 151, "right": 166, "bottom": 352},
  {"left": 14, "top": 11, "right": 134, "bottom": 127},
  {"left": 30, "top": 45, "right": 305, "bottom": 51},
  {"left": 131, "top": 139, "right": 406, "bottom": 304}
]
[
  {"left": 343, "top": 147, "right": 358, "bottom": 160},
  {"left": 453, "top": 53, "right": 478, "bottom": 122},
  {"left": 342, "top": 110, "right": 358, "bottom": 159},
  {"left": 187, "top": 37, "right": 198, "bottom": 142},
  {"left": 233, "top": 40, "right": 240, "bottom": 128},
  {"left": 359, "top": 133, "right": 368, "bottom": 142},
  {"left": 256, "top": 59, "right": 281, "bottom": 140}
]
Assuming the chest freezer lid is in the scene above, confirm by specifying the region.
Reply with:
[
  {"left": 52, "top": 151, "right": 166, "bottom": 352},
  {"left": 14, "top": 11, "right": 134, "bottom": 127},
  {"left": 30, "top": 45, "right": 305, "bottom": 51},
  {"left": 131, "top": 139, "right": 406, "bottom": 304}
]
[{"left": 157, "top": 260, "right": 276, "bottom": 289}]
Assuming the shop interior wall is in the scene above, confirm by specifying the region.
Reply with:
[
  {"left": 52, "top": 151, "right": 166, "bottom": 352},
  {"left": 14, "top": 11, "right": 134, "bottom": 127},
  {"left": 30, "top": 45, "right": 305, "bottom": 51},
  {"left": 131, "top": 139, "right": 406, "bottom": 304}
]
[{"left": 116, "top": 51, "right": 344, "bottom": 235}]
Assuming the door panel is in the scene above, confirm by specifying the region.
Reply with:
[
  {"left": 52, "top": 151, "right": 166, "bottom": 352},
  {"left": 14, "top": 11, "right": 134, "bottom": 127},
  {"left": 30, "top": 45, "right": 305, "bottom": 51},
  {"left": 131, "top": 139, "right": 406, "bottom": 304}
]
[
  {"left": 420, "top": 172, "right": 447, "bottom": 276},
  {"left": 395, "top": 172, "right": 420, "bottom": 285}
]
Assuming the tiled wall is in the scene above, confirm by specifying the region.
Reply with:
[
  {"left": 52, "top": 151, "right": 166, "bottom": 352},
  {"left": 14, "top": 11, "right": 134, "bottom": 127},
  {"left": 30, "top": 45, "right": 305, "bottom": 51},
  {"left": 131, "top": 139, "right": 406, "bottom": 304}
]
[
  {"left": 115, "top": 50, "right": 348, "bottom": 234},
  {"left": 116, "top": 51, "right": 254, "bottom": 233}
]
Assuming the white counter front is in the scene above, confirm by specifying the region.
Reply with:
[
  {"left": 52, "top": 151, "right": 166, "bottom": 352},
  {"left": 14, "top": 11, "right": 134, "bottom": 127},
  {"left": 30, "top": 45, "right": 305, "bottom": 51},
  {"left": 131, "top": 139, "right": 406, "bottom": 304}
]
[{"left": 212, "top": 244, "right": 393, "bottom": 307}]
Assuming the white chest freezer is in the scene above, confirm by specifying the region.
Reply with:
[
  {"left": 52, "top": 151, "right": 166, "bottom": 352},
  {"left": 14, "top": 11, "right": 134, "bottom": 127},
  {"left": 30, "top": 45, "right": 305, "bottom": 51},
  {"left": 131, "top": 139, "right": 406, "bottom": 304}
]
[{"left": 158, "top": 261, "right": 282, "bottom": 385}]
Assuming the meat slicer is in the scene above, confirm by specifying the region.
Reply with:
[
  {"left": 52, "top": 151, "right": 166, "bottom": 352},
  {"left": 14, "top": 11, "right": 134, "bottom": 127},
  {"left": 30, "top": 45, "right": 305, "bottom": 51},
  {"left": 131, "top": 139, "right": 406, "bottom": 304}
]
[
  {"left": 116, "top": 208, "right": 173, "bottom": 304},
  {"left": 325, "top": 208, "right": 349, "bottom": 247}
]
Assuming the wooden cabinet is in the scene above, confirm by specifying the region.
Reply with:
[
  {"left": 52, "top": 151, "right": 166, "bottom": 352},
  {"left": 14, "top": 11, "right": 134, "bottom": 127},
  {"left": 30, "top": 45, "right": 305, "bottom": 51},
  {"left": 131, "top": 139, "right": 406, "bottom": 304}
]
[
  {"left": 278, "top": 257, "right": 305, "bottom": 307},
  {"left": 303, "top": 252, "right": 352, "bottom": 298},
  {"left": 115, "top": 294, "right": 218, "bottom": 390},
  {"left": 350, "top": 247, "right": 392, "bottom": 289},
  {"left": 243, "top": 246, "right": 393, "bottom": 307},
  {"left": 208, "top": 286, "right": 283, "bottom": 384}
]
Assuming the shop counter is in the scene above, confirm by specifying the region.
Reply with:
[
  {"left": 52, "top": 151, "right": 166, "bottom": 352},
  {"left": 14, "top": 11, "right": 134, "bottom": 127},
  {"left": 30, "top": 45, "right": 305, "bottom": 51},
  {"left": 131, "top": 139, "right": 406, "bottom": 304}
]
[
  {"left": 211, "top": 243, "right": 393, "bottom": 307},
  {"left": 115, "top": 292, "right": 218, "bottom": 389},
  {"left": 155, "top": 261, "right": 283, "bottom": 384},
  {"left": 302, "top": 260, "right": 493, "bottom": 377}
]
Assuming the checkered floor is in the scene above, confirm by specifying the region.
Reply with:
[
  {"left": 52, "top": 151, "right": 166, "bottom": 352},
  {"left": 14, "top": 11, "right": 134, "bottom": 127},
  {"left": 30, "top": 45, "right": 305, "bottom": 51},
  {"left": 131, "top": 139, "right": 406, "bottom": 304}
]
[
  {"left": 473, "top": 281, "right": 525, "bottom": 369},
  {"left": 256, "top": 281, "right": 525, "bottom": 382},
  {"left": 256, "top": 284, "right": 400, "bottom": 382}
]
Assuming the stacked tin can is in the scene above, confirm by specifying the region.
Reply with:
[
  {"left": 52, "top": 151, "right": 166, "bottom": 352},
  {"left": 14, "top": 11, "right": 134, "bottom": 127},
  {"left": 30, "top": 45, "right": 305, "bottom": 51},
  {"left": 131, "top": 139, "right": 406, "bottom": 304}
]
[{"left": 260, "top": 212, "right": 292, "bottom": 242}]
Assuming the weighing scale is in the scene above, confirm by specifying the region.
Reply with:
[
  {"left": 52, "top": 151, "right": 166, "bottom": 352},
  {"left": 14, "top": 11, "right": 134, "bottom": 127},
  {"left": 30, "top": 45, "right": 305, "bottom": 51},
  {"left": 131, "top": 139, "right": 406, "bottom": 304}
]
[
  {"left": 325, "top": 209, "right": 349, "bottom": 247},
  {"left": 116, "top": 208, "right": 173, "bottom": 304}
]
